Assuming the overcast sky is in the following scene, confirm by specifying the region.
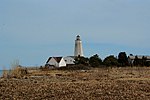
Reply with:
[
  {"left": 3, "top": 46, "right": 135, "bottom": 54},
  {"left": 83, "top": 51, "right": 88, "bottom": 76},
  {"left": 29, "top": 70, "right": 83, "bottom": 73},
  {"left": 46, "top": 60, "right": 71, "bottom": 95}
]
[{"left": 0, "top": 0, "right": 150, "bottom": 69}]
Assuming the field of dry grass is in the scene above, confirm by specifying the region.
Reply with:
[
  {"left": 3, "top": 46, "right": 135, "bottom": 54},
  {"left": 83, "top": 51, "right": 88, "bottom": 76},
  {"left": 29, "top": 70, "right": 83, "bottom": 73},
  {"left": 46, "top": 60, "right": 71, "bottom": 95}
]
[{"left": 0, "top": 67, "right": 150, "bottom": 100}]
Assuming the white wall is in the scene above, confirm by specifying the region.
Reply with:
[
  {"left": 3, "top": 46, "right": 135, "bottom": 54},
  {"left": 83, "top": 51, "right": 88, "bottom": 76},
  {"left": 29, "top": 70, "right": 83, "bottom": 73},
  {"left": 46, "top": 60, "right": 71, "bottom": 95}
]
[
  {"left": 64, "top": 56, "right": 75, "bottom": 65},
  {"left": 47, "top": 58, "right": 59, "bottom": 67},
  {"left": 59, "top": 58, "right": 66, "bottom": 67},
  {"left": 47, "top": 57, "right": 66, "bottom": 67}
]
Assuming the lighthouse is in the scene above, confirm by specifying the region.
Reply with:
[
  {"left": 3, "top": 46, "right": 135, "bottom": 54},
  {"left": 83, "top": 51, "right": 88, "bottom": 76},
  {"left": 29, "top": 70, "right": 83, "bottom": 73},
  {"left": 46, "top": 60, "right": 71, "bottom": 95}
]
[{"left": 74, "top": 35, "right": 84, "bottom": 57}]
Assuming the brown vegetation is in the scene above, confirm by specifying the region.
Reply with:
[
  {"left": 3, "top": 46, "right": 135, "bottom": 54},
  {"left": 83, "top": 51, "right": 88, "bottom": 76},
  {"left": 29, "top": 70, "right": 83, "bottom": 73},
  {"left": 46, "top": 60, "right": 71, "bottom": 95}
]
[
  {"left": 0, "top": 67, "right": 150, "bottom": 99},
  {"left": 2, "top": 66, "right": 28, "bottom": 79}
]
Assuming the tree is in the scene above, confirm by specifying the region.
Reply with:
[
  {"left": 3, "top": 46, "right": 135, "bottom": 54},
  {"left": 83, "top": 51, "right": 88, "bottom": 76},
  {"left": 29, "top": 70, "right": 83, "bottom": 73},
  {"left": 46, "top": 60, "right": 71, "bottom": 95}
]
[
  {"left": 146, "top": 61, "right": 150, "bottom": 67},
  {"left": 142, "top": 56, "right": 147, "bottom": 66},
  {"left": 118, "top": 52, "right": 129, "bottom": 67},
  {"left": 134, "top": 56, "right": 147, "bottom": 67},
  {"left": 133, "top": 56, "right": 139, "bottom": 66},
  {"left": 74, "top": 56, "right": 89, "bottom": 66},
  {"left": 89, "top": 54, "right": 102, "bottom": 67},
  {"left": 103, "top": 55, "right": 119, "bottom": 67}
]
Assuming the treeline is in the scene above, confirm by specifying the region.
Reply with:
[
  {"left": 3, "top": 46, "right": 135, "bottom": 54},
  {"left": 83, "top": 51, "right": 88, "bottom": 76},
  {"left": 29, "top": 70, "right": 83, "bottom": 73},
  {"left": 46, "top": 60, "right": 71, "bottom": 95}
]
[{"left": 75, "top": 52, "right": 150, "bottom": 67}]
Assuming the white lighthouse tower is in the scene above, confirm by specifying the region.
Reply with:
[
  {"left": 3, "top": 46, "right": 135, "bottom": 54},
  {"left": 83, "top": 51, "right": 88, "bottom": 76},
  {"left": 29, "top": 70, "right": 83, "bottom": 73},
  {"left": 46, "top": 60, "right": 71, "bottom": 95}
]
[{"left": 74, "top": 35, "right": 84, "bottom": 57}]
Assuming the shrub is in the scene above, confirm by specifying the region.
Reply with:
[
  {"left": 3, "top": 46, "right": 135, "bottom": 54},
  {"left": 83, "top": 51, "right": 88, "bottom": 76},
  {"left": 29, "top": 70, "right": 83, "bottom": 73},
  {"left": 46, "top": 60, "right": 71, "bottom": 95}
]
[
  {"left": 11, "top": 66, "right": 28, "bottom": 78},
  {"left": 2, "top": 66, "right": 28, "bottom": 79},
  {"left": 2, "top": 70, "right": 10, "bottom": 78}
]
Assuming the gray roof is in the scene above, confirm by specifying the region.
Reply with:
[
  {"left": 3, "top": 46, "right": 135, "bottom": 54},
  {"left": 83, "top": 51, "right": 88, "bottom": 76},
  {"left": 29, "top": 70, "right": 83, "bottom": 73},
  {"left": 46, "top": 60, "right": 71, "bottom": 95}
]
[
  {"left": 46, "top": 57, "right": 63, "bottom": 63},
  {"left": 128, "top": 55, "right": 150, "bottom": 60}
]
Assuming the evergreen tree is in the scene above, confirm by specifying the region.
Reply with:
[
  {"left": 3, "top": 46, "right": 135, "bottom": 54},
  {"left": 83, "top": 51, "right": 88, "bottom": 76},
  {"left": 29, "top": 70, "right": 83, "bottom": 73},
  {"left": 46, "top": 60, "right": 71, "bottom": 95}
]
[
  {"left": 89, "top": 54, "right": 102, "bottom": 67},
  {"left": 133, "top": 56, "right": 139, "bottom": 66},
  {"left": 118, "top": 52, "right": 129, "bottom": 67},
  {"left": 142, "top": 56, "right": 147, "bottom": 66},
  {"left": 74, "top": 56, "right": 89, "bottom": 66},
  {"left": 103, "top": 55, "right": 119, "bottom": 67}
]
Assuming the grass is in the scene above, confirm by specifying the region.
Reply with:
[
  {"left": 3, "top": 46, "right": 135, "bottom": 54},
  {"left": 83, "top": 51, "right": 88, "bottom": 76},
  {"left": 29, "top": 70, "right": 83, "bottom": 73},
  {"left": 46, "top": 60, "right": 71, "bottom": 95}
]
[
  {"left": 27, "top": 66, "right": 150, "bottom": 82},
  {"left": 2, "top": 70, "right": 10, "bottom": 78},
  {"left": 117, "top": 77, "right": 150, "bottom": 81},
  {"left": 1, "top": 66, "right": 150, "bottom": 99}
]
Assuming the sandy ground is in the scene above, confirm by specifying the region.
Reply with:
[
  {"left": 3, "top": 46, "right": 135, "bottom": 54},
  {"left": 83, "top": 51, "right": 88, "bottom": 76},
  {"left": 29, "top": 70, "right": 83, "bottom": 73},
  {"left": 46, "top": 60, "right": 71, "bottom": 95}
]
[{"left": 0, "top": 67, "right": 150, "bottom": 100}]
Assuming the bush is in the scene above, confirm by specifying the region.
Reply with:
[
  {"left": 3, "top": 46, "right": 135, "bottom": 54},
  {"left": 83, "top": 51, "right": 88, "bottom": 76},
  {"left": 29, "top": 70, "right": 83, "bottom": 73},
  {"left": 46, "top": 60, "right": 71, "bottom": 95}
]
[
  {"left": 2, "top": 66, "right": 28, "bottom": 79},
  {"left": 11, "top": 66, "right": 28, "bottom": 78},
  {"left": 2, "top": 70, "right": 10, "bottom": 78}
]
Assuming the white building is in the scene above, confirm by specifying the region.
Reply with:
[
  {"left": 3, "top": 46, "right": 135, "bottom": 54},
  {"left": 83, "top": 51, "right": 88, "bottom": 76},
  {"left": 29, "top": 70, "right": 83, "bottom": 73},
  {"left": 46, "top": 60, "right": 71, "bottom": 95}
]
[
  {"left": 74, "top": 35, "right": 84, "bottom": 57},
  {"left": 128, "top": 55, "right": 150, "bottom": 65},
  {"left": 63, "top": 56, "right": 75, "bottom": 66},
  {"left": 45, "top": 35, "right": 85, "bottom": 67},
  {"left": 46, "top": 57, "right": 66, "bottom": 67}
]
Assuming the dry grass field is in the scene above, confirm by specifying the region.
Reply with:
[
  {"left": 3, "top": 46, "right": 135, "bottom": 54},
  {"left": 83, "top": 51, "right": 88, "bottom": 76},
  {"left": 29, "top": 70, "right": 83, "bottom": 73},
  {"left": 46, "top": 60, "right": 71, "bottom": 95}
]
[{"left": 0, "top": 67, "right": 150, "bottom": 100}]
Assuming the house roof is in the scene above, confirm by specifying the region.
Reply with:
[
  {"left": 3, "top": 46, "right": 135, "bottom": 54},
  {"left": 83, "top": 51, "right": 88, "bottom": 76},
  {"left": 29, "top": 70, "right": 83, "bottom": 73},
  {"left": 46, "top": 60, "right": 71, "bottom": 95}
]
[
  {"left": 64, "top": 56, "right": 76, "bottom": 59},
  {"left": 46, "top": 57, "right": 63, "bottom": 63},
  {"left": 53, "top": 57, "right": 63, "bottom": 63},
  {"left": 46, "top": 57, "right": 52, "bottom": 63}
]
